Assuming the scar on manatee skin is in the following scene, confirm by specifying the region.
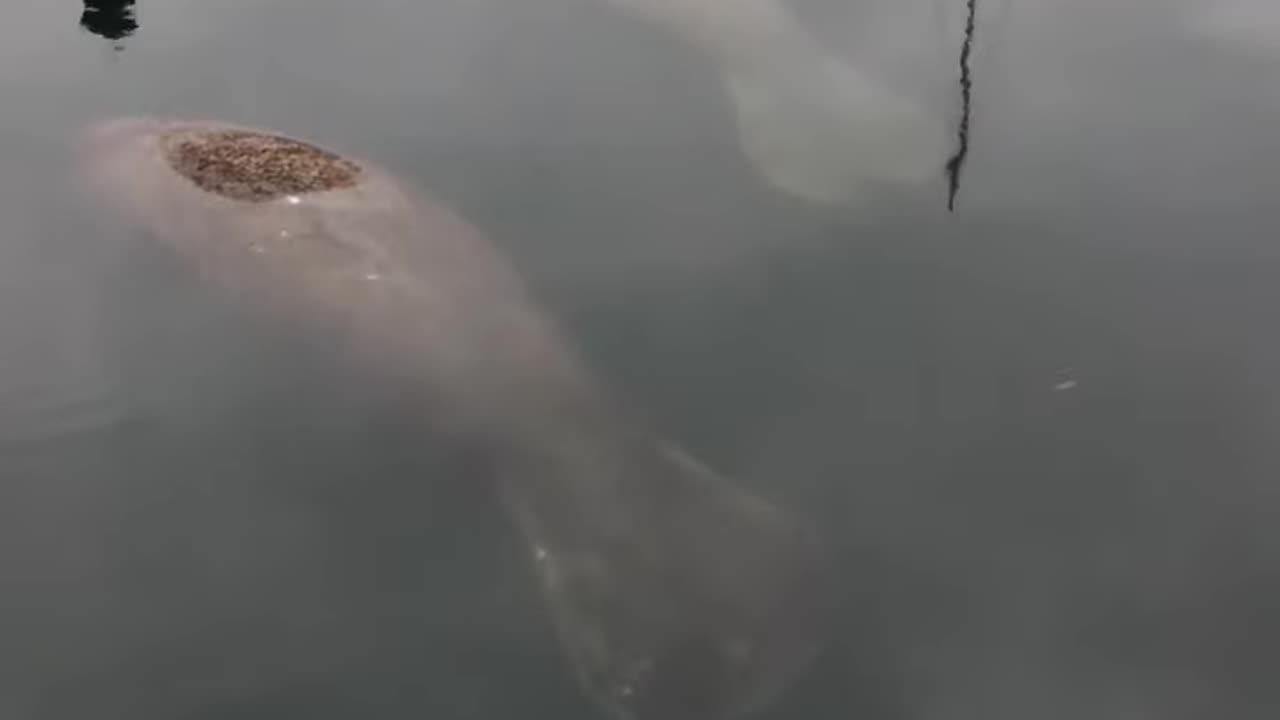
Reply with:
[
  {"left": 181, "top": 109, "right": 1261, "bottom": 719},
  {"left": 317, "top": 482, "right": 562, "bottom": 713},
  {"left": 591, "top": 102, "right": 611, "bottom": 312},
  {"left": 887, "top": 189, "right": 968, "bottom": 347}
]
[{"left": 159, "top": 129, "right": 363, "bottom": 202}]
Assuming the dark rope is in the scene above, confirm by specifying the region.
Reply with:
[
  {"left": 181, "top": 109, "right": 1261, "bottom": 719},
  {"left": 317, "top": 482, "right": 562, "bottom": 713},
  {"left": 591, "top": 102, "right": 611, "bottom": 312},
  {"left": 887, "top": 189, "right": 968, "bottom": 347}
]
[{"left": 945, "top": 0, "right": 977, "bottom": 212}]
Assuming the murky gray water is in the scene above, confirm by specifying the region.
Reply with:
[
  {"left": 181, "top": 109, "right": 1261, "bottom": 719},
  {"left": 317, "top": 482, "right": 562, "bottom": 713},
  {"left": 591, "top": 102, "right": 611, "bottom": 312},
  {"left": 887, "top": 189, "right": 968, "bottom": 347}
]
[{"left": 3, "top": 0, "right": 1280, "bottom": 718}]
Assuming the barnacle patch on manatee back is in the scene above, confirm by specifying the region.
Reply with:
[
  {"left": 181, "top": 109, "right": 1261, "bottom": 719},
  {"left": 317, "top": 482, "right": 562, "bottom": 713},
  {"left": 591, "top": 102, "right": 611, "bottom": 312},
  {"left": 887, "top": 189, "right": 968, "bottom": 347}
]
[{"left": 159, "top": 129, "right": 363, "bottom": 202}]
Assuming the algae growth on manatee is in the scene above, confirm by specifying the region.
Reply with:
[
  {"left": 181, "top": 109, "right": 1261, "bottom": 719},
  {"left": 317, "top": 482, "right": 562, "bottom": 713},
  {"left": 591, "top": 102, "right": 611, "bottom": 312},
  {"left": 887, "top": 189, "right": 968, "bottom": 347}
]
[{"left": 76, "top": 117, "right": 836, "bottom": 720}]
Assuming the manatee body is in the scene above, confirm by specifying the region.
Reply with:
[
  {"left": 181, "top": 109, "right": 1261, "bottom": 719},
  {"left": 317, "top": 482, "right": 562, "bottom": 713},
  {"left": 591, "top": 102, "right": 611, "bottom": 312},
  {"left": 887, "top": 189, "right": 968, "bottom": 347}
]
[
  {"left": 600, "top": 0, "right": 948, "bottom": 208},
  {"left": 76, "top": 117, "right": 835, "bottom": 720}
]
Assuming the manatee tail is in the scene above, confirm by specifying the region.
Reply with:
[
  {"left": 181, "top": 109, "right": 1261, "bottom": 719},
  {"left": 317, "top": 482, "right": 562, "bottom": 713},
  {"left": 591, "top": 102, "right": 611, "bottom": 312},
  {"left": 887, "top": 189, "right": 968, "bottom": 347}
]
[{"left": 495, "top": 425, "right": 834, "bottom": 720}]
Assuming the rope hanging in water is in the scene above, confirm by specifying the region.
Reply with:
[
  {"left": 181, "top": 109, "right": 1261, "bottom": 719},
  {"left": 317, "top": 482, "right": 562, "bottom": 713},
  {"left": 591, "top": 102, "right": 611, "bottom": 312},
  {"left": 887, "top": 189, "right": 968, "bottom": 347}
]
[{"left": 945, "top": 0, "right": 977, "bottom": 211}]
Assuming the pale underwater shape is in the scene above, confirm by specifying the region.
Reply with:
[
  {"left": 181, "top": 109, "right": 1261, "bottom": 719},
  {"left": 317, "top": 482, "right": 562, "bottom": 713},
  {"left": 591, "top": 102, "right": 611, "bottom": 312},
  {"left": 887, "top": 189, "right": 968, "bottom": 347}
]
[
  {"left": 1186, "top": 0, "right": 1280, "bottom": 54},
  {"left": 75, "top": 117, "right": 835, "bottom": 720},
  {"left": 725, "top": 51, "right": 948, "bottom": 207},
  {"left": 601, "top": 0, "right": 950, "bottom": 208}
]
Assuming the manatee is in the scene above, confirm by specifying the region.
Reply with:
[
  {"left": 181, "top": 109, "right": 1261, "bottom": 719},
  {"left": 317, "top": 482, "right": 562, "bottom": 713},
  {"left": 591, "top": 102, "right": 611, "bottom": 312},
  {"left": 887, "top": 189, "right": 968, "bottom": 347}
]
[
  {"left": 598, "top": 0, "right": 950, "bottom": 208},
  {"left": 75, "top": 117, "right": 835, "bottom": 720}
]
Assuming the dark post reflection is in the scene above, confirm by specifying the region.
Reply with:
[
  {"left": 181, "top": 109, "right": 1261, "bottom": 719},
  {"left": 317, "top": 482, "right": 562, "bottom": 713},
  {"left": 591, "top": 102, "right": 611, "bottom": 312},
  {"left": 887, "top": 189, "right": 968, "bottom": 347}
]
[
  {"left": 945, "top": 0, "right": 978, "bottom": 212},
  {"left": 80, "top": 0, "right": 138, "bottom": 50}
]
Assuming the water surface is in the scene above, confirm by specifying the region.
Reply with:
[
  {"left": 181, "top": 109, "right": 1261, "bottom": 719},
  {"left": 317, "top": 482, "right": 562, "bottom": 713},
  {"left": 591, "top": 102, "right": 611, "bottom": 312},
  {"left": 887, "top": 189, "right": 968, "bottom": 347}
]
[{"left": 3, "top": 0, "right": 1280, "bottom": 718}]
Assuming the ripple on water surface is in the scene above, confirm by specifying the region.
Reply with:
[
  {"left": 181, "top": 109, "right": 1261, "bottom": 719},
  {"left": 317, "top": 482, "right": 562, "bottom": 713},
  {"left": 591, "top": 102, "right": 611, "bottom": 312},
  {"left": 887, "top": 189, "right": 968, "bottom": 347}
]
[{"left": 0, "top": 284, "right": 138, "bottom": 476}]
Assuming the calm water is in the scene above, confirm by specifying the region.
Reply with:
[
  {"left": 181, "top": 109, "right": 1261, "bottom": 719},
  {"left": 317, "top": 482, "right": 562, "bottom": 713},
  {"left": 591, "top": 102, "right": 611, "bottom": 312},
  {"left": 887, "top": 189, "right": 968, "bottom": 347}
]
[{"left": 3, "top": 0, "right": 1280, "bottom": 718}]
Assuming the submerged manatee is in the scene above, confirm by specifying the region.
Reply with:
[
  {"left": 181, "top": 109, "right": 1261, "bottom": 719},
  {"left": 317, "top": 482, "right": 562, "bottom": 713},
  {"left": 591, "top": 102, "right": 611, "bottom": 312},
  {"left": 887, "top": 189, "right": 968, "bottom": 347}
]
[
  {"left": 76, "top": 117, "right": 835, "bottom": 720},
  {"left": 599, "top": 0, "right": 950, "bottom": 208}
]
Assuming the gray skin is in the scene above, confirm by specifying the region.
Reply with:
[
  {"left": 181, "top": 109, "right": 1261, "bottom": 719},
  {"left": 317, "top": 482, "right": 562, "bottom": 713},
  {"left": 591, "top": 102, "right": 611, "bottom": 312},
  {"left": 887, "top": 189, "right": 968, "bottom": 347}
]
[{"left": 76, "top": 117, "right": 835, "bottom": 720}]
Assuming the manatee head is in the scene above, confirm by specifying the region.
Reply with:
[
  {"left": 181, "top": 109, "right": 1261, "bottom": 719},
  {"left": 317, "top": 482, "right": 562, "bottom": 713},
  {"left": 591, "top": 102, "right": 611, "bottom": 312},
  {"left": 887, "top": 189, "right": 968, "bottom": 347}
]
[{"left": 73, "top": 117, "right": 420, "bottom": 292}]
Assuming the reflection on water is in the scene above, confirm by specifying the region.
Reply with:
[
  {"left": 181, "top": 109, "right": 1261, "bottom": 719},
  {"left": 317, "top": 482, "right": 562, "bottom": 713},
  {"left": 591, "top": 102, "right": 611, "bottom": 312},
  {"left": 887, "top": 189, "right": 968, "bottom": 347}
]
[
  {"left": 79, "top": 0, "right": 137, "bottom": 49},
  {"left": 943, "top": 0, "right": 978, "bottom": 211}
]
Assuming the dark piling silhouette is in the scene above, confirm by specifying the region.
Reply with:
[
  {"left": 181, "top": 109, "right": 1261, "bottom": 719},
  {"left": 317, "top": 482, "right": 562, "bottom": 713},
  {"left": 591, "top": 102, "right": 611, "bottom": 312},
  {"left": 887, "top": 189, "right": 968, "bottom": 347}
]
[
  {"left": 945, "top": 0, "right": 977, "bottom": 211},
  {"left": 80, "top": 0, "right": 138, "bottom": 50}
]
